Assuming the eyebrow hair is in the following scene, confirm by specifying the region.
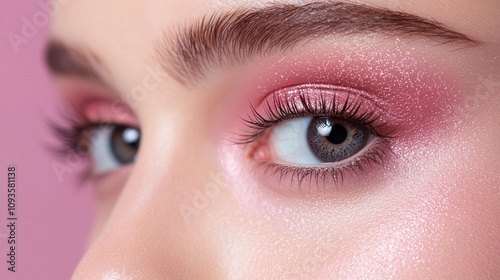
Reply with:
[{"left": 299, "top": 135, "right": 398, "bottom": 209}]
[
  {"left": 45, "top": 2, "right": 477, "bottom": 87},
  {"left": 45, "top": 40, "right": 109, "bottom": 87},
  {"left": 157, "top": 1, "right": 476, "bottom": 84}
]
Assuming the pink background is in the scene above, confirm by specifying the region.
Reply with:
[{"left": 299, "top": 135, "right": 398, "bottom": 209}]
[{"left": 1, "top": 1, "right": 94, "bottom": 279}]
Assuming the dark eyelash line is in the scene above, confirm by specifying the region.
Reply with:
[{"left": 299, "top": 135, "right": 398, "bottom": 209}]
[
  {"left": 47, "top": 109, "right": 112, "bottom": 183},
  {"left": 254, "top": 141, "right": 392, "bottom": 189},
  {"left": 49, "top": 110, "right": 105, "bottom": 156},
  {"left": 236, "top": 88, "right": 393, "bottom": 145},
  {"left": 254, "top": 140, "right": 393, "bottom": 191}
]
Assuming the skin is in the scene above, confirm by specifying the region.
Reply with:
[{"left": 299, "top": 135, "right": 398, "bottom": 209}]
[{"left": 49, "top": 0, "right": 500, "bottom": 279}]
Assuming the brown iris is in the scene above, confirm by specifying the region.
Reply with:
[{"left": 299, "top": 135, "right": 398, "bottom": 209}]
[{"left": 110, "top": 126, "right": 140, "bottom": 164}]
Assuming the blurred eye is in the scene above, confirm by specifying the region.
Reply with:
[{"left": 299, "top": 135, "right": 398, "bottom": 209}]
[
  {"left": 91, "top": 125, "right": 140, "bottom": 173},
  {"left": 269, "top": 116, "right": 373, "bottom": 165}
]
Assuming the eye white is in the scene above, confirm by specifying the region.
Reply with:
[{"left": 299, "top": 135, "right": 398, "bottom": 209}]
[
  {"left": 90, "top": 126, "right": 121, "bottom": 174},
  {"left": 269, "top": 117, "right": 323, "bottom": 165}
]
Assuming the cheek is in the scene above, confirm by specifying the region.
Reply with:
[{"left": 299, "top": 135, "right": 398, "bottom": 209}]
[
  {"left": 317, "top": 119, "right": 500, "bottom": 278},
  {"left": 231, "top": 116, "right": 500, "bottom": 278},
  {"left": 86, "top": 166, "right": 132, "bottom": 247}
]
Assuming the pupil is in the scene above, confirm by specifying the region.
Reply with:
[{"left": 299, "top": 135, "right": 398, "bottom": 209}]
[{"left": 325, "top": 123, "right": 348, "bottom": 144}]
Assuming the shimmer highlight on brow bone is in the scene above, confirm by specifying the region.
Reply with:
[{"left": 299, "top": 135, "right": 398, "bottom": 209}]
[{"left": 157, "top": 1, "right": 476, "bottom": 84}]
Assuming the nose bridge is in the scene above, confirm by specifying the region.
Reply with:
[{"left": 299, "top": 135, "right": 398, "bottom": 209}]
[
  {"left": 71, "top": 100, "right": 231, "bottom": 279},
  {"left": 72, "top": 150, "right": 223, "bottom": 279}
]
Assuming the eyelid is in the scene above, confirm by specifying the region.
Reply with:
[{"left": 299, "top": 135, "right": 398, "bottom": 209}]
[
  {"left": 53, "top": 75, "right": 139, "bottom": 128},
  {"left": 237, "top": 84, "right": 400, "bottom": 145},
  {"left": 81, "top": 100, "right": 140, "bottom": 127},
  {"left": 257, "top": 84, "right": 399, "bottom": 123}
]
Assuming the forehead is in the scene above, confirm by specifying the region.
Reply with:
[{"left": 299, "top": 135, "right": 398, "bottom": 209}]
[{"left": 50, "top": 0, "right": 496, "bottom": 41}]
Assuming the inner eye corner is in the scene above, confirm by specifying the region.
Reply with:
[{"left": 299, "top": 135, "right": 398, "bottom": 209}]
[{"left": 244, "top": 131, "right": 272, "bottom": 161}]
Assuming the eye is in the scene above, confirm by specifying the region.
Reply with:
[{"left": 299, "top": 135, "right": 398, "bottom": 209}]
[
  {"left": 270, "top": 117, "right": 373, "bottom": 165},
  {"left": 237, "top": 84, "right": 396, "bottom": 186},
  {"left": 90, "top": 124, "right": 140, "bottom": 174}
]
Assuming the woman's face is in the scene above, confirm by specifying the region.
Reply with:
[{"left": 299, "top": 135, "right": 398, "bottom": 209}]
[{"left": 48, "top": 0, "right": 500, "bottom": 279}]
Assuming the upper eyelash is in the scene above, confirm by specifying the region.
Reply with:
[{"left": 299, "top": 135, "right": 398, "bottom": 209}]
[
  {"left": 236, "top": 90, "right": 392, "bottom": 145},
  {"left": 48, "top": 110, "right": 104, "bottom": 157},
  {"left": 48, "top": 111, "right": 85, "bottom": 155},
  {"left": 47, "top": 110, "right": 112, "bottom": 183}
]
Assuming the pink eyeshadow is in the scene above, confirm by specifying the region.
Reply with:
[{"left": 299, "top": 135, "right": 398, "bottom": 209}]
[
  {"left": 82, "top": 99, "right": 140, "bottom": 127},
  {"left": 56, "top": 78, "right": 140, "bottom": 127},
  {"left": 230, "top": 46, "right": 461, "bottom": 140}
]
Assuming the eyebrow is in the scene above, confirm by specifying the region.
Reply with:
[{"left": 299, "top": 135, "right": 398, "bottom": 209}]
[
  {"left": 46, "top": 2, "right": 476, "bottom": 86},
  {"left": 45, "top": 40, "right": 108, "bottom": 83},
  {"left": 158, "top": 1, "right": 476, "bottom": 84}
]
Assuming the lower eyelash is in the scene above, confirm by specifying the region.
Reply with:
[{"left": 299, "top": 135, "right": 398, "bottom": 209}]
[{"left": 253, "top": 139, "right": 392, "bottom": 190}]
